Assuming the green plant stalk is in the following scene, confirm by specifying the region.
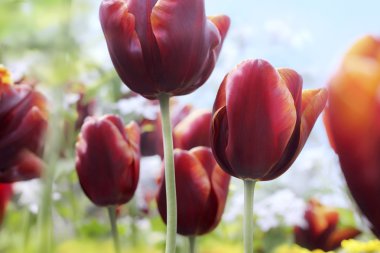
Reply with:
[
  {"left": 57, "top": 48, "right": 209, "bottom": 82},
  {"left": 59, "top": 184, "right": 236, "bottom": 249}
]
[
  {"left": 107, "top": 206, "right": 121, "bottom": 253},
  {"left": 244, "top": 180, "right": 256, "bottom": 253},
  {"left": 159, "top": 93, "right": 177, "bottom": 253},
  {"left": 189, "top": 236, "right": 196, "bottom": 253}
]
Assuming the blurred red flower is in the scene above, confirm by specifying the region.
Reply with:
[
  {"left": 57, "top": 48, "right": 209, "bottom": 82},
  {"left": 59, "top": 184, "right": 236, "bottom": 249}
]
[
  {"left": 295, "top": 199, "right": 360, "bottom": 251},
  {"left": 156, "top": 147, "right": 230, "bottom": 236},
  {"left": 99, "top": 0, "right": 230, "bottom": 99},
  {"left": 0, "top": 66, "right": 48, "bottom": 182},
  {"left": 324, "top": 35, "right": 380, "bottom": 237},
  {"left": 140, "top": 103, "right": 211, "bottom": 157},
  {"left": 76, "top": 115, "right": 140, "bottom": 206},
  {"left": 211, "top": 59, "right": 327, "bottom": 180},
  {"left": 0, "top": 184, "right": 12, "bottom": 225}
]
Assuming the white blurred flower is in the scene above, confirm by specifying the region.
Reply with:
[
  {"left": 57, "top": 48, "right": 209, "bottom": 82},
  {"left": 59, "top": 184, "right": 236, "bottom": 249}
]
[
  {"left": 13, "top": 179, "right": 42, "bottom": 213},
  {"left": 135, "top": 155, "right": 162, "bottom": 213},
  {"left": 117, "top": 96, "right": 159, "bottom": 120},
  {"left": 255, "top": 189, "right": 306, "bottom": 231}
]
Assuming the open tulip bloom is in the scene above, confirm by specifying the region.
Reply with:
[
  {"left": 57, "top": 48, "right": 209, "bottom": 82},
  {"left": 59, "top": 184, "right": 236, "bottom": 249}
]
[
  {"left": 211, "top": 59, "right": 327, "bottom": 253},
  {"left": 100, "top": 0, "right": 230, "bottom": 252}
]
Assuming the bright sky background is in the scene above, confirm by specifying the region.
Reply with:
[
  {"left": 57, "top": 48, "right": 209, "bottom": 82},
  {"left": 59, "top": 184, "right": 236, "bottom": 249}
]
[{"left": 180, "top": 0, "right": 380, "bottom": 108}]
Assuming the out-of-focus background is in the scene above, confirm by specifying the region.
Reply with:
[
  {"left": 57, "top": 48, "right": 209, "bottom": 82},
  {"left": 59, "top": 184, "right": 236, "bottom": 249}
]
[{"left": 0, "top": 0, "right": 379, "bottom": 252}]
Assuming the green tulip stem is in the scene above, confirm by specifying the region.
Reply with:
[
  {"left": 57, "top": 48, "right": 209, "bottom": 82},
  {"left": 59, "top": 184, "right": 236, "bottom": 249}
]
[
  {"left": 107, "top": 206, "right": 121, "bottom": 253},
  {"left": 189, "top": 236, "right": 196, "bottom": 253},
  {"left": 244, "top": 179, "right": 256, "bottom": 253},
  {"left": 159, "top": 93, "right": 177, "bottom": 253}
]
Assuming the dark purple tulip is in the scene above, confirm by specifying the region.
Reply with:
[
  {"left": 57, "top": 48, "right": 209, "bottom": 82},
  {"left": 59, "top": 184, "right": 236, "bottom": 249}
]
[
  {"left": 211, "top": 59, "right": 327, "bottom": 180},
  {"left": 0, "top": 66, "right": 48, "bottom": 182},
  {"left": 157, "top": 147, "right": 230, "bottom": 236},
  {"left": 76, "top": 115, "right": 140, "bottom": 206},
  {"left": 99, "top": 0, "right": 230, "bottom": 99}
]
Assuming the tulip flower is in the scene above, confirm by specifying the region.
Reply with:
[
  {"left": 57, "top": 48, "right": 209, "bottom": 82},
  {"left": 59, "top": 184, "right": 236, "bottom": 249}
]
[
  {"left": 295, "top": 199, "right": 360, "bottom": 251},
  {"left": 157, "top": 147, "right": 230, "bottom": 252},
  {"left": 76, "top": 115, "right": 140, "bottom": 206},
  {"left": 173, "top": 109, "right": 212, "bottom": 150},
  {"left": 211, "top": 59, "right": 327, "bottom": 253},
  {"left": 100, "top": 1, "right": 230, "bottom": 251},
  {"left": 99, "top": 0, "right": 230, "bottom": 100},
  {"left": 0, "top": 184, "right": 12, "bottom": 225},
  {"left": 324, "top": 35, "right": 380, "bottom": 238},
  {"left": 76, "top": 115, "right": 140, "bottom": 253},
  {"left": 0, "top": 66, "right": 48, "bottom": 183}
]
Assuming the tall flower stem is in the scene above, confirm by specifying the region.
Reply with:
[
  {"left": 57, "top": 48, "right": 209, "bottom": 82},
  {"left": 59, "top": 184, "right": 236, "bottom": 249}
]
[
  {"left": 189, "top": 236, "right": 196, "bottom": 253},
  {"left": 244, "top": 180, "right": 256, "bottom": 253},
  {"left": 159, "top": 93, "right": 177, "bottom": 253},
  {"left": 107, "top": 206, "right": 121, "bottom": 253}
]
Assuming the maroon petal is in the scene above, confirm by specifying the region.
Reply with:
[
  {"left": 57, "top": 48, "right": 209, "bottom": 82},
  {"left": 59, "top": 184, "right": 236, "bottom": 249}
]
[
  {"left": 211, "top": 106, "right": 237, "bottom": 178},
  {"left": 100, "top": 0, "right": 157, "bottom": 98},
  {"left": 151, "top": 0, "right": 228, "bottom": 94},
  {"left": 224, "top": 59, "right": 296, "bottom": 179}
]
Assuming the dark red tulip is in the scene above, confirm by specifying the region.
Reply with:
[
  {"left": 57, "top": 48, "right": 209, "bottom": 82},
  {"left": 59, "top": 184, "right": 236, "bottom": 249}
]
[
  {"left": 99, "top": 0, "right": 230, "bottom": 99},
  {"left": 0, "top": 184, "right": 12, "bottom": 224},
  {"left": 75, "top": 115, "right": 140, "bottom": 206},
  {"left": 295, "top": 199, "right": 360, "bottom": 251},
  {"left": 140, "top": 102, "right": 192, "bottom": 156},
  {"left": 173, "top": 109, "right": 212, "bottom": 150},
  {"left": 75, "top": 93, "right": 96, "bottom": 130},
  {"left": 157, "top": 147, "right": 230, "bottom": 236},
  {"left": 324, "top": 35, "right": 380, "bottom": 238},
  {"left": 0, "top": 66, "right": 48, "bottom": 182},
  {"left": 211, "top": 59, "right": 327, "bottom": 180}
]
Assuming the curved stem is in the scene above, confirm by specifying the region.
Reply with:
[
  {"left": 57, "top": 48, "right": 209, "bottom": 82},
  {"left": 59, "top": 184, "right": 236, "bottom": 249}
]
[
  {"left": 244, "top": 180, "right": 256, "bottom": 253},
  {"left": 159, "top": 93, "right": 177, "bottom": 253},
  {"left": 189, "top": 236, "right": 196, "bottom": 253},
  {"left": 107, "top": 206, "right": 121, "bottom": 253}
]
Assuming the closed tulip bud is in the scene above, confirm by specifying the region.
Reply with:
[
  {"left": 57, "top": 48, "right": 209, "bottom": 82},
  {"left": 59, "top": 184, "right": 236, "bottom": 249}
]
[
  {"left": 211, "top": 59, "right": 327, "bottom": 181},
  {"left": 157, "top": 147, "right": 230, "bottom": 236},
  {"left": 0, "top": 66, "right": 48, "bottom": 182},
  {"left": 174, "top": 109, "right": 212, "bottom": 150},
  {"left": 324, "top": 35, "right": 380, "bottom": 237},
  {"left": 99, "top": 0, "right": 230, "bottom": 99},
  {"left": 75, "top": 115, "right": 140, "bottom": 206},
  {"left": 295, "top": 199, "right": 360, "bottom": 251}
]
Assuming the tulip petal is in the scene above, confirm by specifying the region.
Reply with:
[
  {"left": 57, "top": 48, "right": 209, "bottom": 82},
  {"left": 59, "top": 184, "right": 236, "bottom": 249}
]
[
  {"left": 100, "top": 0, "right": 157, "bottom": 98},
  {"left": 263, "top": 88, "right": 327, "bottom": 180},
  {"left": 0, "top": 150, "right": 44, "bottom": 182},
  {"left": 156, "top": 149, "right": 211, "bottom": 236},
  {"left": 0, "top": 107, "right": 47, "bottom": 176},
  {"left": 174, "top": 110, "right": 211, "bottom": 150},
  {"left": 211, "top": 106, "right": 237, "bottom": 178},
  {"left": 299, "top": 89, "right": 328, "bottom": 146},
  {"left": 325, "top": 228, "right": 361, "bottom": 251},
  {"left": 151, "top": 0, "right": 225, "bottom": 93},
  {"left": 261, "top": 69, "right": 303, "bottom": 180},
  {"left": 224, "top": 59, "right": 296, "bottom": 179}
]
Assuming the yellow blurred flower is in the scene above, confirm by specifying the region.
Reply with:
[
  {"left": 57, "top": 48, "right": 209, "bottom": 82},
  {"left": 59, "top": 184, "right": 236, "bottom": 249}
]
[
  {"left": 274, "top": 245, "right": 334, "bottom": 253},
  {"left": 341, "top": 239, "right": 380, "bottom": 253}
]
